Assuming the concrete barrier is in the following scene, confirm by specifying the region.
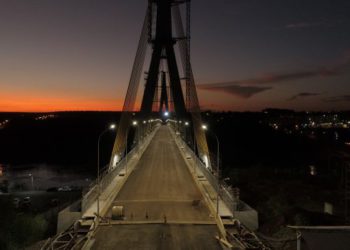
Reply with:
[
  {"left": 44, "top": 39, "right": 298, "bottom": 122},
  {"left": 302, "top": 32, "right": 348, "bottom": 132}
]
[
  {"left": 81, "top": 125, "right": 160, "bottom": 217},
  {"left": 57, "top": 200, "right": 82, "bottom": 233},
  {"left": 170, "top": 126, "right": 259, "bottom": 231}
]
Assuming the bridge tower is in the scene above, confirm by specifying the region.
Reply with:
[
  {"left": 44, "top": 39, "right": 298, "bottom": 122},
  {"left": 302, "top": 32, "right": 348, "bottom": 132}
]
[
  {"left": 141, "top": 0, "right": 186, "bottom": 117},
  {"left": 110, "top": 0, "right": 211, "bottom": 169},
  {"left": 159, "top": 71, "right": 169, "bottom": 114}
]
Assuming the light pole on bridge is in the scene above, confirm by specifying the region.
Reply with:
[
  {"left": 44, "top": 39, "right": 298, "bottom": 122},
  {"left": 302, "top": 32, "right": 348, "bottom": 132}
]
[
  {"left": 202, "top": 124, "right": 220, "bottom": 218},
  {"left": 28, "top": 173, "right": 34, "bottom": 190},
  {"left": 132, "top": 120, "right": 139, "bottom": 150},
  {"left": 97, "top": 123, "right": 116, "bottom": 219}
]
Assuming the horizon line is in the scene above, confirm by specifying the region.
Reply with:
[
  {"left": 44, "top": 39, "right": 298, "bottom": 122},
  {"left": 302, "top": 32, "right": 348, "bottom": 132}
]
[{"left": 1, "top": 109, "right": 350, "bottom": 114}]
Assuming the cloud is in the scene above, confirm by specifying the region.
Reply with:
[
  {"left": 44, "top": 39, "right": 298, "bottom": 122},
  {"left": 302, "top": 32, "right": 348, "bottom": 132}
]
[
  {"left": 255, "top": 69, "right": 339, "bottom": 84},
  {"left": 197, "top": 67, "right": 340, "bottom": 98},
  {"left": 200, "top": 68, "right": 340, "bottom": 89},
  {"left": 197, "top": 61, "right": 348, "bottom": 100},
  {"left": 198, "top": 84, "right": 272, "bottom": 98},
  {"left": 324, "top": 95, "right": 350, "bottom": 103},
  {"left": 288, "top": 92, "right": 321, "bottom": 101}
]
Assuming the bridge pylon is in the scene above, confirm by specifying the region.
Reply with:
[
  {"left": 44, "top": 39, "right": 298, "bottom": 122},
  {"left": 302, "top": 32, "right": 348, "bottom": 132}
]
[
  {"left": 110, "top": 0, "right": 211, "bottom": 170},
  {"left": 159, "top": 71, "right": 169, "bottom": 114}
]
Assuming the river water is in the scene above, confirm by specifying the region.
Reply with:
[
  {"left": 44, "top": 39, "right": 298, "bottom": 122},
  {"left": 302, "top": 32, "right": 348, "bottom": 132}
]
[{"left": 0, "top": 163, "right": 94, "bottom": 192}]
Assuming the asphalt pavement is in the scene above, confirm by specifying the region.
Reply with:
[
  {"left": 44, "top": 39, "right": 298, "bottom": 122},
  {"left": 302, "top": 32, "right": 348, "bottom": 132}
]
[
  {"left": 92, "top": 125, "right": 220, "bottom": 249},
  {"left": 92, "top": 224, "right": 220, "bottom": 250},
  {"left": 107, "top": 125, "right": 213, "bottom": 222}
]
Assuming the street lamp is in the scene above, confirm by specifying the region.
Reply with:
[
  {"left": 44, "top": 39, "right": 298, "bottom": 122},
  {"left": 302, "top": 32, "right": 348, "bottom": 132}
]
[
  {"left": 202, "top": 124, "right": 220, "bottom": 217},
  {"left": 97, "top": 123, "right": 116, "bottom": 219},
  {"left": 125, "top": 120, "right": 138, "bottom": 175},
  {"left": 142, "top": 120, "right": 147, "bottom": 140},
  {"left": 184, "top": 121, "right": 189, "bottom": 144},
  {"left": 132, "top": 120, "right": 139, "bottom": 144},
  {"left": 28, "top": 174, "right": 34, "bottom": 190}
]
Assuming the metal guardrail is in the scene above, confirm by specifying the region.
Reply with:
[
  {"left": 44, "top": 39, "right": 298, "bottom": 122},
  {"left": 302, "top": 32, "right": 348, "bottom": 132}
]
[
  {"left": 81, "top": 155, "right": 127, "bottom": 213},
  {"left": 174, "top": 132, "right": 239, "bottom": 215},
  {"left": 81, "top": 126, "right": 158, "bottom": 214}
]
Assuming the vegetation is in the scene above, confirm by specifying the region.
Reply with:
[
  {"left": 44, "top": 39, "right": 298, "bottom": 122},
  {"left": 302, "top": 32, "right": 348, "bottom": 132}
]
[{"left": 0, "top": 199, "right": 47, "bottom": 250}]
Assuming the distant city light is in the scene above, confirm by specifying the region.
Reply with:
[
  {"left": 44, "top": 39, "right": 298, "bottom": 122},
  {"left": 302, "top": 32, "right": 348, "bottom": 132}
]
[
  {"left": 201, "top": 124, "right": 208, "bottom": 130},
  {"left": 35, "top": 114, "right": 56, "bottom": 121},
  {"left": 132, "top": 121, "right": 138, "bottom": 126},
  {"left": 185, "top": 122, "right": 189, "bottom": 126},
  {"left": 0, "top": 119, "right": 10, "bottom": 128},
  {"left": 309, "top": 165, "right": 317, "bottom": 176}
]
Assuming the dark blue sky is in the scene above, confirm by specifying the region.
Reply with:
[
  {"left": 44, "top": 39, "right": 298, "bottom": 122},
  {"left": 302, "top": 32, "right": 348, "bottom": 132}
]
[{"left": 0, "top": 0, "right": 349, "bottom": 111}]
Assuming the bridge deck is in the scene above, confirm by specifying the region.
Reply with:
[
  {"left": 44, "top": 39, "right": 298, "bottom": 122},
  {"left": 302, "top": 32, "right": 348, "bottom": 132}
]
[
  {"left": 92, "top": 224, "right": 220, "bottom": 250},
  {"left": 92, "top": 125, "right": 220, "bottom": 249},
  {"left": 107, "top": 125, "right": 213, "bottom": 222}
]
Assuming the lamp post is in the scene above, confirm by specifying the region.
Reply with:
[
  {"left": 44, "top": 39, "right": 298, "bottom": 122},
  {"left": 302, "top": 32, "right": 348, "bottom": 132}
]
[
  {"left": 125, "top": 131, "right": 128, "bottom": 175},
  {"left": 179, "top": 120, "right": 182, "bottom": 135},
  {"left": 184, "top": 121, "right": 189, "bottom": 145},
  {"left": 142, "top": 120, "right": 147, "bottom": 141},
  {"left": 202, "top": 124, "right": 220, "bottom": 217},
  {"left": 28, "top": 173, "right": 34, "bottom": 190},
  {"left": 97, "top": 123, "right": 116, "bottom": 219},
  {"left": 132, "top": 120, "right": 139, "bottom": 147}
]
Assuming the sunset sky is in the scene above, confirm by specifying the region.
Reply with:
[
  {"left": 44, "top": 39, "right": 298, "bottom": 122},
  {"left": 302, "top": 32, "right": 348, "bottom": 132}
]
[{"left": 0, "top": 0, "right": 349, "bottom": 112}]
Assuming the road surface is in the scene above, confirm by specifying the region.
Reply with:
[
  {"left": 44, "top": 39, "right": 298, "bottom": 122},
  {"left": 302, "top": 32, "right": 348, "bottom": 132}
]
[
  {"left": 92, "top": 125, "right": 220, "bottom": 249},
  {"left": 108, "top": 125, "right": 213, "bottom": 222},
  {"left": 92, "top": 224, "right": 220, "bottom": 250}
]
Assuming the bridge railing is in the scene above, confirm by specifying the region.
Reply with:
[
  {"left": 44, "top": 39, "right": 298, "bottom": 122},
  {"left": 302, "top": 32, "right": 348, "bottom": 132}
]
[
  {"left": 81, "top": 151, "right": 130, "bottom": 213},
  {"left": 173, "top": 128, "right": 259, "bottom": 230},
  {"left": 81, "top": 125, "right": 159, "bottom": 214},
  {"left": 173, "top": 131, "right": 240, "bottom": 214}
]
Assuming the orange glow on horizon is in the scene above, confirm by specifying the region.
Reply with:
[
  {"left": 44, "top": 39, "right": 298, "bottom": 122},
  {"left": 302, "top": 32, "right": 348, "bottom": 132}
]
[
  {"left": 0, "top": 92, "right": 125, "bottom": 112},
  {"left": 0, "top": 90, "right": 231, "bottom": 113}
]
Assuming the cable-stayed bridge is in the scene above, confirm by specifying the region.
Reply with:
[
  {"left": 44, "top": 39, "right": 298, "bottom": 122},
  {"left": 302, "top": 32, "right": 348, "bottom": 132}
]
[{"left": 42, "top": 1, "right": 265, "bottom": 249}]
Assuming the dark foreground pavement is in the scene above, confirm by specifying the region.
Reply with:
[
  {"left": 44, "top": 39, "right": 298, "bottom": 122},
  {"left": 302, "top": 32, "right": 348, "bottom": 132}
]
[{"left": 92, "top": 224, "right": 221, "bottom": 250}]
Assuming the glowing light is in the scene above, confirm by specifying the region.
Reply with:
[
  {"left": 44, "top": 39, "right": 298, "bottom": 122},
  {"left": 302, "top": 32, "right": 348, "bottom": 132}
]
[
  {"left": 132, "top": 121, "right": 138, "bottom": 126},
  {"left": 201, "top": 124, "right": 208, "bottom": 130},
  {"left": 110, "top": 124, "right": 116, "bottom": 129},
  {"left": 164, "top": 111, "right": 169, "bottom": 117},
  {"left": 0, "top": 92, "right": 125, "bottom": 112},
  {"left": 203, "top": 155, "right": 209, "bottom": 168},
  {"left": 185, "top": 122, "right": 189, "bottom": 126},
  {"left": 309, "top": 165, "right": 317, "bottom": 176},
  {"left": 113, "top": 154, "right": 119, "bottom": 167}
]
